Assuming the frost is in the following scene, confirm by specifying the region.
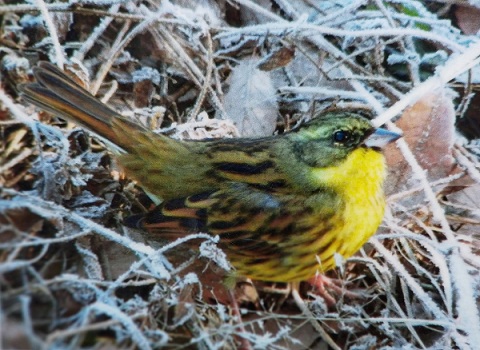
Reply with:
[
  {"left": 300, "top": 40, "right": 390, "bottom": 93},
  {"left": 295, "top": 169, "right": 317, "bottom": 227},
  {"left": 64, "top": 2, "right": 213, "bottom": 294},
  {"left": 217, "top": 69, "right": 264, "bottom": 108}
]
[
  {"left": 199, "top": 240, "right": 232, "bottom": 272},
  {"left": 215, "top": 303, "right": 228, "bottom": 322},
  {"left": 62, "top": 280, "right": 99, "bottom": 305},
  {"left": 69, "top": 191, "right": 109, "bottom": 218},
  {"left": 181, "top": 272, "right": 199, "bottom": 285},
  {"left": 30, "top": 148, "right": 99, "bottom": 203},
  {"left": 1, "top": 55, "right": 29, "bottom": 72},
  {"left": 349, "top": 335, "right": 378, "bottom": 350},
  {"left": 89, "top": 302, "right": 152, "bottom": 350},
  {"left": 122, "top": 295, "right": 148, "bottom": 314},
  {"left": 143, "top": 330, "right": 169, "bottom": 348},
  {"left": 421, "top": 50, "right": 448, "bottom": 66},
  {"left": 239, "top": 326, "right": 292, "bottom": 348},
  {"left": 132, "top": 67, "right": 161, "bottom": 85},
  {"left": 76, "top": 239, "right": 104, "bottom": 279},
  {"left": 457, "top": 66, "right": 480, "bottom": 84},
  {"left": 334, "top": 252, "right": 346, "bottom": 275},
  {"left": 387, "top": 50, "right": 420, "bottom": 65},
  {"left": 342, "top": 18, "right": 391, "bottom": 49},
  {"left": 18, "top": 14, "right": 43, "bottom": 28}
]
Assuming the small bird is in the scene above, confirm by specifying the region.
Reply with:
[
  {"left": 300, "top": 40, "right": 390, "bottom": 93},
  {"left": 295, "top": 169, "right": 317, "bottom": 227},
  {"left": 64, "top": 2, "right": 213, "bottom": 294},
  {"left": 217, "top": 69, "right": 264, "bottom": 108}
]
[{"left": 20, "top": 62, "right": 400, "bottom": 284}]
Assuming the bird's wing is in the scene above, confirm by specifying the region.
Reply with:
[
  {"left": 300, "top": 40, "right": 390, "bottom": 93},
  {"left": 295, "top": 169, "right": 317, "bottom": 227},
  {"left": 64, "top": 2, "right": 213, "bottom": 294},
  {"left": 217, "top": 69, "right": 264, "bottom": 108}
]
[
  {"left": 126, "top": 182, "right": 342, "bottom": 269},
  {"left": 124, "top": 190, "right": 215, "bottom": 237},
  {"left": 196, "top": 138, "right": 291, "bottom": 192},
  {"left": 115, "top": 129, "right": 296, "bottom": 201}
]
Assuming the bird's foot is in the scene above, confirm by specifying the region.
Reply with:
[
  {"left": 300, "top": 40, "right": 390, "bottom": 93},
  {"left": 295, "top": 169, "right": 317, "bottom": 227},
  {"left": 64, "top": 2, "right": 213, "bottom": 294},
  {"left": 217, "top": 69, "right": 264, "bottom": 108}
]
[{"left": 306, "top": 274, "right": 368, "bottom": 308}]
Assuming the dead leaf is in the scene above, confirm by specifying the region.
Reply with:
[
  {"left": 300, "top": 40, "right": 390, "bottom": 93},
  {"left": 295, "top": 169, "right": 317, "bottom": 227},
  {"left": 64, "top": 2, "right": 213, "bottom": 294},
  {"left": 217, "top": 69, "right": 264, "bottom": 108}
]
[
  {"left": 133, "top": 79, "right": 154, "bottom": 108},
  {"left": 385, "top": 89, "right": 460, "bottom": 197},
  {"left": 222, "top": 59, "right": 279, "bottom": 137},
  {"left": 454, "top": 5, "right": 480, "bottom": 35},
  {"left": 257, "top": 46, "right": 295, "bottom": 71}
]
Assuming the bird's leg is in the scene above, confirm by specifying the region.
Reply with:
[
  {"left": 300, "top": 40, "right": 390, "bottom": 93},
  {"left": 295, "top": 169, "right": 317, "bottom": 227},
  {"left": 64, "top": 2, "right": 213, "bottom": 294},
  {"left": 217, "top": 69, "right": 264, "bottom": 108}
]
[
  {"left": 307, "top": 274, "right": 367, "bottom": 307},
  {"left": 307, "top": 274, "right": 338, "bottom": 307},
  {"left": 227, "top": 288, "right": 253, "bottom": 350}
]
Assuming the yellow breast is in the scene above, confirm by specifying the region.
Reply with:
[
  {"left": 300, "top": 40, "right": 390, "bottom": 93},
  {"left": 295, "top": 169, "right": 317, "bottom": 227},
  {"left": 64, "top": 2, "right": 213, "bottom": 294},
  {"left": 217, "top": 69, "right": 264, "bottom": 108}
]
[
  {"left": 228, "top": 147, "right": 387, "bottom": 283},
  {"left": 309, "top": 147, "right": 386, "bottom": 271}
]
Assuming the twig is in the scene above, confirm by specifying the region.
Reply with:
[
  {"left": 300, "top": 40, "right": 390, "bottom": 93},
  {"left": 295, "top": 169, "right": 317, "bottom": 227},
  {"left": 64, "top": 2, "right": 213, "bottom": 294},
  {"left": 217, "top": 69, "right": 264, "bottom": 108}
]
[
  {"left": 374, "top": 40, "right": 480, "bottom": 127},
  {"left": 215, "top": 24, "right": 466, "bottom": 52},
  {"left": 291, "top": 284, "right": 341, "bottom": 350},
  {"left": 188, "top": 31, "right": 214, "bottom": 121},
  {"left": 73, "top": 3, "right": 121, "bottom": 62},
  {"left": 33, "top": 0, "right": 65, "bottom": 67}
]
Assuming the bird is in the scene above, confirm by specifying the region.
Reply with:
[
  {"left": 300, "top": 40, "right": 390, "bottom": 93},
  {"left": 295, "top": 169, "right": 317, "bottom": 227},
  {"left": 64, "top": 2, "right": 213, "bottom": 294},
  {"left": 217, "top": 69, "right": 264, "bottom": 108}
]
[{"left": 20, "top": 62, "right": 401, "bottom": 284}]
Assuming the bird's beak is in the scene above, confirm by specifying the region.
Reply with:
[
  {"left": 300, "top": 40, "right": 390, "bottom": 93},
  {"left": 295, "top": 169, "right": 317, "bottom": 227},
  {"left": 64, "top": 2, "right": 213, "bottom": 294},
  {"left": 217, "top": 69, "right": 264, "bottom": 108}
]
[{"left": 364, "top": 128, "right": 402, "bottom": 149}]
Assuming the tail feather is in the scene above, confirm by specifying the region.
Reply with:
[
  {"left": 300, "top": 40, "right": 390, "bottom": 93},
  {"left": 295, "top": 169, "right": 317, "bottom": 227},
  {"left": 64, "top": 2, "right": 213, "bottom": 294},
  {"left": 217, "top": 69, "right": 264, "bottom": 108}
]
[
  {"left": 33, "top": 63, "right": 119, "bottom": 124},
  {"left": 20, "top": 62, "right": 142, "bottom": 149},
  {"left": 20, "top": 62, "right": 218, "bottom": 200}
]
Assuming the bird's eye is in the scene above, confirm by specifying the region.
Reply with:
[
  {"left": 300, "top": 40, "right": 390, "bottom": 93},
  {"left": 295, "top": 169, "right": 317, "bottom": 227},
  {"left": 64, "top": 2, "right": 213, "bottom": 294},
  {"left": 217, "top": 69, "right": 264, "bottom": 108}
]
[{"left": 333, "top": 130, "right": 350, "bottom": 144}]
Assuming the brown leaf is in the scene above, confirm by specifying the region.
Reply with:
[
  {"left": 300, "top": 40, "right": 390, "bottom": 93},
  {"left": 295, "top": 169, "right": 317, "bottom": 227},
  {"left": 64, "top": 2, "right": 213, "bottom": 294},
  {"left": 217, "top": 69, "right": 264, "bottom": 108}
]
[
  {"left": 454, "top": 5, "right": 480, "bottom": 35},
  {"left": 257, "top": 46, "right": 295, "bottom": 71},
  {"left": 385, "top": 89, "right": 460, "bottom": 197},
  {"left": 101, "top": 232, "right": 144, "bottom": 280},
  {"left": 133, "top": 79, "right": 154, "bottom": 108}
]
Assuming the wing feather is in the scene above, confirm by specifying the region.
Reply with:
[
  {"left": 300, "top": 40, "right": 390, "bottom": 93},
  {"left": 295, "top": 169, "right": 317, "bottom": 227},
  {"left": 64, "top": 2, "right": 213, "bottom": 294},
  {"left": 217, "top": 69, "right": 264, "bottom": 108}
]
[{"left": 126, "top": 182, "right": 343, "bottom": 280}]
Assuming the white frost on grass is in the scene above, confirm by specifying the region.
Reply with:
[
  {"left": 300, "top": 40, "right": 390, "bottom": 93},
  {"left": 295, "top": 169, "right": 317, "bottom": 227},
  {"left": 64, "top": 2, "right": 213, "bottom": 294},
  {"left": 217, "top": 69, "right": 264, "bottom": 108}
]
[{"left": 199, "top": 239, "right": 232, "bottom": 272}]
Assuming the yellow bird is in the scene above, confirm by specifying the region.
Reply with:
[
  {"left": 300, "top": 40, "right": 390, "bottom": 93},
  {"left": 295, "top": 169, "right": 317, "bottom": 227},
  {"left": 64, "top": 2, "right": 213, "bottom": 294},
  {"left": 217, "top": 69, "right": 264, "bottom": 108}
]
[{"left": 20, "top": 62, "right": 400, "bottom": 283}]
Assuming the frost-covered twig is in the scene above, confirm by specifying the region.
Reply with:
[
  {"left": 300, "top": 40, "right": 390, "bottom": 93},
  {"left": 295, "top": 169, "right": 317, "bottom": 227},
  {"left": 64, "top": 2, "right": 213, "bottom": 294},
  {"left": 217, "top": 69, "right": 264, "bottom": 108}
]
[
  {"left": 73, "top": 3, "right": 121, "bottom": 62},
  {"left": 215, "top": 23, "right": 465, "bottom": 52},
  {"left": 188, "top": 32, "right": 214, "bottom": 121},
  {"left": 0, "top": 86, "right": 35, "bottom": 126},
  {"left": 291, "top": 286, "right": 341, "bottom": 350},
  {"left": 369, "top": 238, "right": 473, "bottom": 348},
  {"left": 0, "top": 245, "right": 49, "bottom": 274},
  {"left": 374, "top": 40, "right": 480, "bottom": 126},
  {"left": 454, "top": 145, "right": 480, "bottom": 184},
  {"left": 33, "top": 0, "right": 65, "bottom": 67},
  {"left": 91, "top": 21, "right": 132, "bottom": 95},
  {"left": 1, "top": 189, "right": 156, "bottom": 256}
]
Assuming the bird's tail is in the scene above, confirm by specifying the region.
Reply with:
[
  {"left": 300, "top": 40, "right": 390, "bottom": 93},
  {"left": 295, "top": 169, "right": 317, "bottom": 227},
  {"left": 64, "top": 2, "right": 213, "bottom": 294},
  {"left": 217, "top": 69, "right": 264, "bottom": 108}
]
[{"left": 20, "top": 62, "right": 142, "bottom": 150}]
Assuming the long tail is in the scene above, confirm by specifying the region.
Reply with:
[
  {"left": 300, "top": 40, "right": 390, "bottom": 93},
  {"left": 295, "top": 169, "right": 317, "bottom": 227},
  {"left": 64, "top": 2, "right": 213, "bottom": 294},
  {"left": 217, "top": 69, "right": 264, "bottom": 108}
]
[{"left": 20, "top": 62, "right": 142, "bottom": 150}]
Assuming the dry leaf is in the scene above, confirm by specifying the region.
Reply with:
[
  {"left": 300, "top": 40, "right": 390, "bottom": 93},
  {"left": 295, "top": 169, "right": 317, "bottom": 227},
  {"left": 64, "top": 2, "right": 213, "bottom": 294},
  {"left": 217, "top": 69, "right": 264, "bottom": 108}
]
[
  {"left": 257, "top": 46, "right": 295, "bottom": 71},
  {"left": 222, "top": 59, "right": 279, "bottom": 137},
  {"left": 102, "top": 231, "right": 145, "bottom": 279},
  {"left": 454, "top": 5, "right": 480, "bottom": 35},
  {"left": 386, "top": 89, "right": 459, "bottom": 197}
]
